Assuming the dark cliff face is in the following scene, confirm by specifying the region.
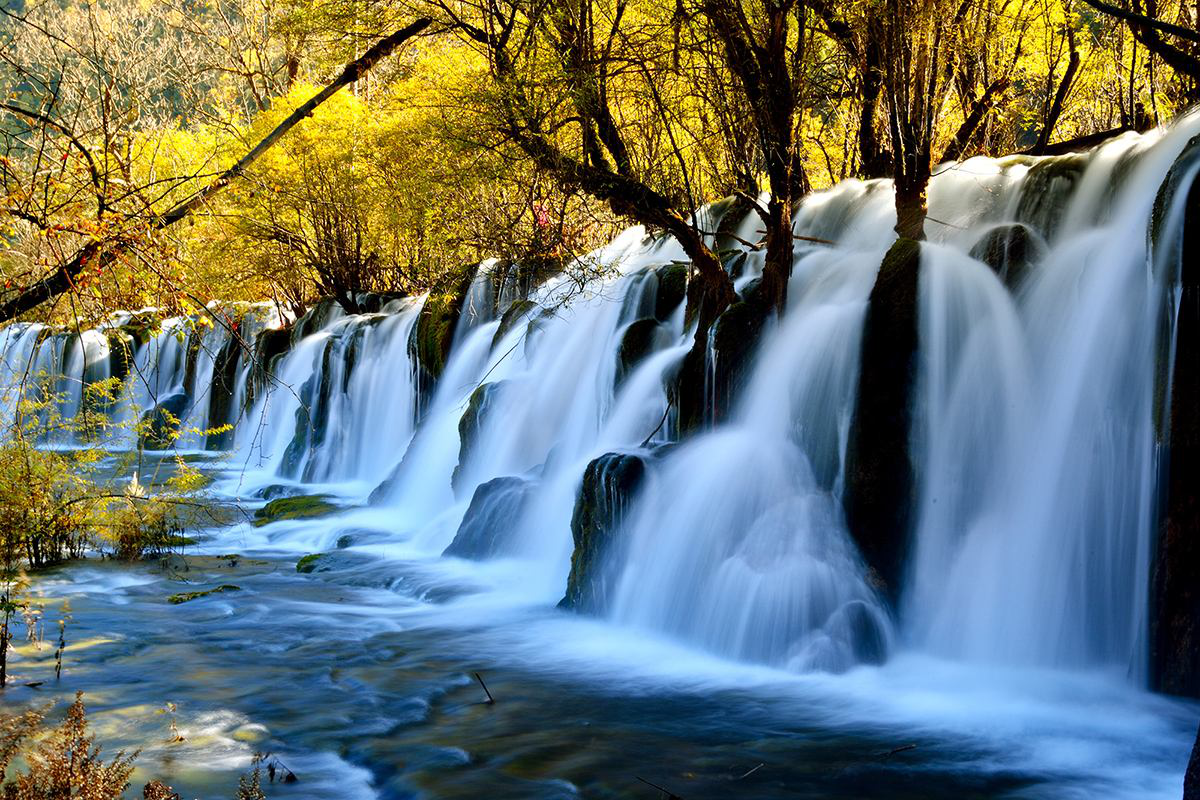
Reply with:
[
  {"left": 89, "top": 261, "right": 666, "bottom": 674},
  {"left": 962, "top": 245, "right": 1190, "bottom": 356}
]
[
  {"left": 843, "top": 237, "right": 921, "bottom": 602},
  {"left": 1151, "top": 135, "right": 1200, "bottom": 699}
]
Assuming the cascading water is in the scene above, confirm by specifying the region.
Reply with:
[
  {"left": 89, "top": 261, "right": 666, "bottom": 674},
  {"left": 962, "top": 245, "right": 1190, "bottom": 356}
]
[{"left": 4, "top": 118, "right": 1200, "bottom": 701}]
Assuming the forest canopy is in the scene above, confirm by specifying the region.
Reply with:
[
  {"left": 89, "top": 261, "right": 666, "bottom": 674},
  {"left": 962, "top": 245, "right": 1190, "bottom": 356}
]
[{"left": 0, "top": 0, "right": 1195, "bottom": 324}]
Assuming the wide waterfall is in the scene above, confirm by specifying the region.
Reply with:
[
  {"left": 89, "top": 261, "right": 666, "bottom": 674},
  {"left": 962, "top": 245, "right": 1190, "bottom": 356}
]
[{"left": 4, "top": 118, "right": 1200, "bottom": 799}]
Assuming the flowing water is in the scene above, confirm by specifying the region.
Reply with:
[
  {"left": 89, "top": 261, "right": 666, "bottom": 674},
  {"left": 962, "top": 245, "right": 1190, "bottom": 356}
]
[{"left": 2, "top": 121, "right": 1200, "bottom": 798}]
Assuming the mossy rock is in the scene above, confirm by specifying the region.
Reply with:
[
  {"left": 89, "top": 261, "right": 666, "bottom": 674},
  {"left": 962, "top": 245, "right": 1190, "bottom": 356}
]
[
  {"left": 294, "top": 551, "right": 369, "bottom": 574},
  {"left": 560, "top": 453, "right": 648, "bottom": 613},
  {"left": 413, "top": 293, "right": 461, "bottom": 381},
  {"left": 492, "top": 300, "right": 540, "bottom": 349},
  {"left": 653, "top": 264, "right": 688, "bottom": 321},
  {"left": 452, "top": 381, "right": 508, "bottom": 493},
  {"left": 968, "top": 223, "right": 1045, "bottom": 289},
  {"left": 168, "top": 584, "right": 241, "bottom": 604},
  {"left": 253, "top": 494, "right": 341, "bottom": 527}
]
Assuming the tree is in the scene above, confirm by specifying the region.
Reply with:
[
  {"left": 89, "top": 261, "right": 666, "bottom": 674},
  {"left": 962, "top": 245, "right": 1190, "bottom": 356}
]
[{"left": 0, "top": 8, "right": 431, "bottom": 325}]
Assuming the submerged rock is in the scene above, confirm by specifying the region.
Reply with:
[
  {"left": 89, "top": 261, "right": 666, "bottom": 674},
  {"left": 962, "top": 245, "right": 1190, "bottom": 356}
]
[
  {"left": 560, "top": 452, "right": 648, "bottom": 613},
  {"left": 844, "top": 237, "right": 921, "bottom": 601},
  {"left": 253, "top": 494, "right": 341, "bottom": 527},
  {"left": 167, "top": 584, "right": 240, "bottom": 604},
  {"left": 968, "top": 223, "right": 1046, "bottom": 289},
  {"left": 710, "top": 277, "right": 773, "bottom": 420},
  {"left": 443, "top": 475, "right": 536, "bottom": 560},
  {"left": 139, "top": 392, "right": 190, "bottom": 450}
]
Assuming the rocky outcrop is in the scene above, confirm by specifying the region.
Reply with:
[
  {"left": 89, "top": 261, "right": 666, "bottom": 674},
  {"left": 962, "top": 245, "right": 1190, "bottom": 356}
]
[
  {"left": 253, "top": 494, "right": 342, "bottom": 527},
  {"left": 1150, "top": 134, "right": 1200, "bottom": 698},
  {"left": 452, "top": 380, "right": 507, "bottom": 494},
  {"left": 205, "top": 325, "right": 245, "bottom": 449},
  {"left": 616, "top": 318, "right": 663, "bottom": 386},
  {"left": 560, "top": 452, "right": 648, "bottom": 613},
  {"left": 968, "top": 223, "right": 1045, "bottom": 289},
  {"left": 139, "top": 392, "right": 190, "bottom": 450},
  {"left": 653, "top": 263, "right": 688, "bottom": 321},
  {"left": 844, "top": 238, "right": 921, "bottom": 601},
  {"left": 491, "top": 300, "right": 540, "bottom": 349},
  {"left": 443, "top": 475, "right": 536, "bottom": 559}
]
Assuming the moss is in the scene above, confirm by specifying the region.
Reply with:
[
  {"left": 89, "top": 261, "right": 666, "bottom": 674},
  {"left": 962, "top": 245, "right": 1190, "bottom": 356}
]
[
  {"left": 296, "top": 553, "right": 323, "bottom": 573},
  {"left": 253, "top": 494, "right": 341, "bottom": 527},
  {"left": 491, "top": 300, "right": 540, "bottom": 349},
  {"left": 167, "top": 584, "right": 241, "bottom": 604},
  {"left": 452, "top": 381, "right": 507, "bottom": 493},
  {"left": 162, "top": 534, "right": 198, "bottom": 547},
  {"left": 560, "top": 453, "right": 647, "bottom": 613},
  {"left": 413, "top": 293, "right": 460, "bottom": 380}
]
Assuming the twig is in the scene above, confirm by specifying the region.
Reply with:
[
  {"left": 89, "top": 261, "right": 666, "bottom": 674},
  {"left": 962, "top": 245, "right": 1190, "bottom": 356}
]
[
  {"left": 474, "top": 672, "right": 495, "bottom": 705},
  {"left": 635, "top": 776, "right": 684, "bottom": 799},
  {"left": 735, "top": 762, "right": 763, "bottom": 779},
  {"left": 878, "top": 743, "right": 917, "bottom": 759}
]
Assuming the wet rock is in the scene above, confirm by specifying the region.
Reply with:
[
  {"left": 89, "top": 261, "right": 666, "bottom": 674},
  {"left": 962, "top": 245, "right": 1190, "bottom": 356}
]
[
  {"left": 206, "top": 326, "right": 245, "bottom": 449},
  {"left": 560, "top": 452, "right": 648, "bottom": 613},
  {"left": 1150, "top": 133, "right": 1200, "bottom": 698},
  {"left": 968, "top": 223, "right": 1046, "bottom": 289},
  {"left": 653, "top": 263, "right": 688, "bottom": 321},
  {"left": 491, "top": 300, "right": 540, "bottom": 349},
  {"left": 1186, "top": 726, "right": 1200, "bottom": 800},
  {"left": 412, "top": 272, "right": 474, "bottom": 389},
  {"left": 844, "top": 237, "right": 921, "bottom": 602},
  {"left": 1014, "top": 153, "right": 1089, "bottom": 239},
  {"left": 616, "top": 318, "right": 663, "bottom": 386},
  {"left": 253, "top": 494, "right": 341, "bottom": 527},
  {"left": 167, "top": 584, "right": 240, "bottom": 604},
  {"left": 295, "top": 551, "right": 372, "bottom": 574},
  {"left": 253, "top": 484, "right": 305, "bottom": 501},
  {"left": 444, "top": 476, "right": 536, "bottom": 560},
  {"left": 452, "top": 381, "right": 508, "bottom": 494},
  {"left": 246, "top": 325, "right": 292, "bottom": 408},
  {"left": 139, "top": 392, "right": 190, "bottom": 450},
  {"left": 710, "top": 278, "right": 773, "bottom": 422}
]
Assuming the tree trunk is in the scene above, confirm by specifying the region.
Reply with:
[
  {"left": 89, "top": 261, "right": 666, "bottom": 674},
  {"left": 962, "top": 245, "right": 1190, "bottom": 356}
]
[{"left": 894, "top": 183, "right": 929, "bottom": 241}]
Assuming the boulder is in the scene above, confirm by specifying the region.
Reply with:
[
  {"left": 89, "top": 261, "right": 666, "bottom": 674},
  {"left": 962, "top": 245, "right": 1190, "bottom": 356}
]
[
  {"left": 491, "top": 300, "right": 540, "bottom": 349},
  {"left": 253, "top": 494, "right": 341, "bottom": 527},
  {"left": 560, "top": 452, "right": 648, "bottom": 613},
  {"left": 615, "top": 318, "right": 663, "bottom": 386},
  {"left": 968, "top": 223, "right": 1046, "bottom": 289},
  {"left": 443, "top": 476, "right": 536, "bottom": 559}
]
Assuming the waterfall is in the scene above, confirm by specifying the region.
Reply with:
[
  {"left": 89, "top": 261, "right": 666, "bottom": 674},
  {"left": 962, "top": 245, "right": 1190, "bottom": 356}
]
[{"left": 4, "top": 117, "right": 1200, "bottom": 687}]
